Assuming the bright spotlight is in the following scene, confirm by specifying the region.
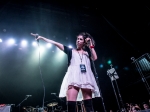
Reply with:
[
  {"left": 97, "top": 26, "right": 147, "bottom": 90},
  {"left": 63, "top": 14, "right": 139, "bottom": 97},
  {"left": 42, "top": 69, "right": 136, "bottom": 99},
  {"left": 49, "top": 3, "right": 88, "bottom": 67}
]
[
  {"left": 7, "top": 38, "right": 15, "bottom": 45},
  {"left": 107, "top": 60, "right": 112, "bottom": 65},
  {"left": 32, "top": 41, "right": 38, "bottom": 47},
  {"left": 46, "top": 43, "right": 52, "bottom": 48},
  {"left": 0, "top": 39, "right": 2, "bottom": 42},
  {"left": 38, "top": 46, "right": 45, "bottom": 54},
  {"left": 21, "top": 40, "right": 28, "bottom": 47},
  {"left": 68, "top": 45, "right": 72, "bottom": 48}
]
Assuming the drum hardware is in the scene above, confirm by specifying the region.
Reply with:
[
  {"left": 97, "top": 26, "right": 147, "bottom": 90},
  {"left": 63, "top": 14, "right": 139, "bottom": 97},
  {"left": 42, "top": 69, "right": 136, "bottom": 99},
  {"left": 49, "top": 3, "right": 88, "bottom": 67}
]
[
  {"left": 47, "top": 102, "right": 58, "bottom": 107},
  {"left": 23, "top": 106, "right": 37, "bottom": 112},
  {"left": 36, "top": 107, "right": 48, "bottom": 112},
  {"left": 47, "top": 102, "right": 58, "bottom": 112}
]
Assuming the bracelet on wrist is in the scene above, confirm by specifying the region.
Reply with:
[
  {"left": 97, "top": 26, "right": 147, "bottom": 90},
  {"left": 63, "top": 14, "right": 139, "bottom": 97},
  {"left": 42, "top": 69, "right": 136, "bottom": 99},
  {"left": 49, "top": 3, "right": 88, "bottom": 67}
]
[{"left": 90, "top": 46, "right": 94, "bottom": 48}]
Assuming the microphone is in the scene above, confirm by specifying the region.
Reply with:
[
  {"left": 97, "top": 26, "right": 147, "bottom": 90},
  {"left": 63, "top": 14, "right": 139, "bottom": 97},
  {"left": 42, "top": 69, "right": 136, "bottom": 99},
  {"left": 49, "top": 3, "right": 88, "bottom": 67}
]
[
  {"left": 86, "top": 40, "right": 90, "bottom": 46},
  {"left": 51, "top": 93, "right": 56, "bottom": 95},
  {"left": 35, "top": 33, "right": 39, "bottom": 42},
  {"left": 26, "top": 95, "right": 32, "bottom": 97},
  {"left": 31, "top": 33, "right": 39, "bottom": 42},
  {"left": 87, "top": 40, "right": 90, "bottom": 43}
]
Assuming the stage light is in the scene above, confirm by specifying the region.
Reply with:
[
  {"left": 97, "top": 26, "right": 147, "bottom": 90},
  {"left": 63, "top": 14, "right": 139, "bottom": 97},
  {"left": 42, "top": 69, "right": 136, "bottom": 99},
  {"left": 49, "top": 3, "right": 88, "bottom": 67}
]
[
  {"left": 21, "top": 40, "right": 28, "bottom": 47},
  {"left": 99, "top": 64, "right": 103, "bottom": 68},
  {"left": 107, "top": 60, "right": 112, "bottom": 65},
  {"left": 46, "top": 43, "right": 52, "bottom": 48},
  {"left": 30, "top": 45, "right": 46, "bottom": 62},
  {"left": 68, "top": 45, "right": 73, "bottom": 48},
  {"left": 0, "top": 39, "right": 2, "bottom": 42},
  {"left": 7, "top": 38, "right": 15, "bottom": 45},
  {"left": 32, "top": 41, "right": 38, "bottom": 47},
  {"left": 38, "top": 46, "right": 45, "bottom": 53}
]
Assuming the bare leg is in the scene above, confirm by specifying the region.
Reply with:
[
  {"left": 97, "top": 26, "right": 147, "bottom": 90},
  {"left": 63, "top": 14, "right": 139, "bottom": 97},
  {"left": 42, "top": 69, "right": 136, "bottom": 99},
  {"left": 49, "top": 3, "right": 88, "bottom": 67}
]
[
  {"left": 66, "top": 85, "right": 79, "bottom": 112},
  {"left": 67, "top": 85, "right": 80, "bottom": 101},
  {"left": 81, "top": 88, "right": 92, "bottom": 100}
]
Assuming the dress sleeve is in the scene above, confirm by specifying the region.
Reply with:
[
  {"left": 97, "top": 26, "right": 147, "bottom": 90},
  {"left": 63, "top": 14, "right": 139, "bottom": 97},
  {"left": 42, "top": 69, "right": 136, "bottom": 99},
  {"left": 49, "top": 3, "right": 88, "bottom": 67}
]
[{"left": 63, "top": 45, "right": 72, "bottom": 66}]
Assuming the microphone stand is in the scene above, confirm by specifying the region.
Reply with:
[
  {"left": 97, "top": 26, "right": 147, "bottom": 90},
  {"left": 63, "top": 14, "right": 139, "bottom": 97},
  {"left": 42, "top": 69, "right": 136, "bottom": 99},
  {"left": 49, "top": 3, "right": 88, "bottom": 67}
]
[
  {"left": 87, "top": 44, "right": 107, "bottom": 112},
  {"left": 16, "top": 96, "right": 30, "bottom": 112},
  {"left": 107, "top": 64, "right": 126, "bottom": 112}
]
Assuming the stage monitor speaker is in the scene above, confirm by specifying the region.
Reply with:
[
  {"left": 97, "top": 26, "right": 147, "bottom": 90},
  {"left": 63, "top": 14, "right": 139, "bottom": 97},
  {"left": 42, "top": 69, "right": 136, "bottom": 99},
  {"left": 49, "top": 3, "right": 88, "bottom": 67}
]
[{"left": 0, "top": 106, "right": 11, "bottom": 112}]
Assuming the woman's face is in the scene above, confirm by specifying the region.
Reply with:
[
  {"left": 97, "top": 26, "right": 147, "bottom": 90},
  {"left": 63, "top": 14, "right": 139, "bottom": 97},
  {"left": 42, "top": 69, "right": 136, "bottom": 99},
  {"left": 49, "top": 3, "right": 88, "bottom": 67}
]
[{"left": 76, "top": 35, "right": 85, "bottom": 48}]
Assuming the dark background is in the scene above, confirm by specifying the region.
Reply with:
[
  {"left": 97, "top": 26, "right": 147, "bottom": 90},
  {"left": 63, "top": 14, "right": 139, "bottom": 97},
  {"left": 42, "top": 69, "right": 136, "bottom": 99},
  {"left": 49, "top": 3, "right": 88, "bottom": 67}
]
[{"left": 0, "top": 0, "right": 150, "bottom": 112}]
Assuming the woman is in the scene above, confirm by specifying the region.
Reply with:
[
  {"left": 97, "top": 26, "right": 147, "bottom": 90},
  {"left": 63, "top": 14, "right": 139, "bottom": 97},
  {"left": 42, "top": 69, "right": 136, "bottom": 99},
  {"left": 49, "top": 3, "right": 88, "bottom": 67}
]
[{"left": 31, "top": 32, "right": 100, "bottom": 112}]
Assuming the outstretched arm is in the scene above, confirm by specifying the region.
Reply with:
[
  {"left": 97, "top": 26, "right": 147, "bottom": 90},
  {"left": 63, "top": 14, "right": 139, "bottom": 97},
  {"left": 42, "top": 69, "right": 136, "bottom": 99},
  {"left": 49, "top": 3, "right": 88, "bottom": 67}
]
[{"left": 31, "top": 33, "right": 64, "bottom": 51}]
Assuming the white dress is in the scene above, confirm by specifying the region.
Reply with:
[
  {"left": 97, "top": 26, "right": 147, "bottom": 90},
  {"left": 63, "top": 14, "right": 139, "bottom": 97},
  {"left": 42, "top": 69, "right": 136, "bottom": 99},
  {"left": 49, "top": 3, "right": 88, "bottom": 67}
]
[{"left": 59, "top": 49, "right": 100, "bottom": 101}]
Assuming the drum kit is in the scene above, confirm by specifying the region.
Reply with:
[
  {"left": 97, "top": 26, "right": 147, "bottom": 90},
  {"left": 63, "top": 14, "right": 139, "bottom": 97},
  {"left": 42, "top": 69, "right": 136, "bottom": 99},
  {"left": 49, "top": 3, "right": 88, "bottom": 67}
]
[{"left": 23, "top": 102, "right": 61, "bottom": 112}]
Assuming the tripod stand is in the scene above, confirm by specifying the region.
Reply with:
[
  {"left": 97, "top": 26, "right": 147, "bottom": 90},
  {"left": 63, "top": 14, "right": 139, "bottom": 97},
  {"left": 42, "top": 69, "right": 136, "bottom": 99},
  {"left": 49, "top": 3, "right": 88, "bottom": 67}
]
[{"left": 107, "top": 64, "right": 126, "bottom": 112}]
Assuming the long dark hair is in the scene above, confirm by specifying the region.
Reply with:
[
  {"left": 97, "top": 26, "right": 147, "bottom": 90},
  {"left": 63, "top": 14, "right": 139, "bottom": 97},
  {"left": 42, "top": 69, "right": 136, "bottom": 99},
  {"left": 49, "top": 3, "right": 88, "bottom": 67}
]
[{"left": 77, "top": 32, "right": 95, "bottom": 46}]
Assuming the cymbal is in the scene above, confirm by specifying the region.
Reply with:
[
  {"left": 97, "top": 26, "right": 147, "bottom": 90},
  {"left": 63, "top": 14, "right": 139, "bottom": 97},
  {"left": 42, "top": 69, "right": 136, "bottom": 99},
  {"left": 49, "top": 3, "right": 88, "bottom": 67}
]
[
  {"left": 24, "top": 106, "right": 36, "bottom": 110},
  {"left": 47, "top": 102, "right": 58, "bottom": 107}
]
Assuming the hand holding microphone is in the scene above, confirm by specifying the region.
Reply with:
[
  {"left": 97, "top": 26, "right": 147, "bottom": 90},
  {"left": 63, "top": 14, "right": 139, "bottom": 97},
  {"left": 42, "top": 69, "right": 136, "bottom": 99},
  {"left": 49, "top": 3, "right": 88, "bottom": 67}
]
[
  {"left": 31, "top": 33, "right": 39, "bottom": 42},
  {"left": 85, "top": 37, "right": 91, "bottom": 45},
  {"left": 85, "top": 37, "right": 94, "bottom": 49}
]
